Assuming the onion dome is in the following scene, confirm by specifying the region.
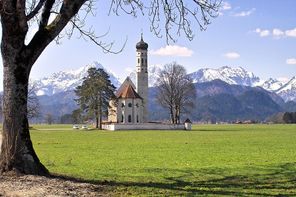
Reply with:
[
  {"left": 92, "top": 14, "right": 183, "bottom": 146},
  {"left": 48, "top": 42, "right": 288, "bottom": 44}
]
[{"left": 136, "top": 34, "right": 148, "bottom": 50}]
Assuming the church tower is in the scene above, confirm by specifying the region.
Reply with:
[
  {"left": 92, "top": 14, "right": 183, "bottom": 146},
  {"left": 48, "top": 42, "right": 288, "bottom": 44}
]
[{"left": 136, "top": 34, "right": 148, "bottom": 122}]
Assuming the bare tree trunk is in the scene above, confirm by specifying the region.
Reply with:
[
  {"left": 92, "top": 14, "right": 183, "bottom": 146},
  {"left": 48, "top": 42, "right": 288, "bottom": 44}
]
[
  {"left": 0, "top": 59, "right": 48, "bottom": 175},
  {"left": 95, "top": 111, "right": 99, "bottom": 129},
  {"left": 99, "top": 95, "right": 102, "bottom": 130},
  {"left": 170, "top": 107, "right": 174, "bottom": 124}
]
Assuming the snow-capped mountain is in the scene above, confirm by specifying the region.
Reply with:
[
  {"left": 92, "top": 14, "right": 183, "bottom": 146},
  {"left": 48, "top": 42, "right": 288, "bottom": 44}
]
[
  {"left": 188, "top": 66, "right": 260, "bottom": 86},
  {"left": 31, "top": 63, "right": 296, "bottom": 102},
  {"left": 186, "top": 66, "right": 296, "bottom": 101},
  {"left": 31, "top": 62, "right": 121, "bottom": 96},
  {"left": 260, "top": 78, "right": 286, "bottom": 92},
  {"left": 276, "top": 77, "right": 296, "bottom": 102},
  {"left": 128, "top": 64, "right": 162, "bottom": 87}
]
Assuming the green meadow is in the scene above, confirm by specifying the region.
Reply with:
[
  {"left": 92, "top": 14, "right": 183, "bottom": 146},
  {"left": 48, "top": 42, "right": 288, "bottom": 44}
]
[{"left": 30, "top": 124, "right": 296, "bottom": 196}]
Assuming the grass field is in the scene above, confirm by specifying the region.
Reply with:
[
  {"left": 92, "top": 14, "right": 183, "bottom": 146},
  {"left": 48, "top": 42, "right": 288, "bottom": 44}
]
[{"left": 30, "top": 124, "right": 296, "bottom": 196}]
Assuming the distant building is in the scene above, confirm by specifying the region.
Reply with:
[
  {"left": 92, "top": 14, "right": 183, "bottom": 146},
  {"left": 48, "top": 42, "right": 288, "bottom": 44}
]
[
  {"left": 108, "top": 35, "right": 149, "bottom": 123},
  {"left": 105, "top": 35, "right": 188, "bottom": 131}
]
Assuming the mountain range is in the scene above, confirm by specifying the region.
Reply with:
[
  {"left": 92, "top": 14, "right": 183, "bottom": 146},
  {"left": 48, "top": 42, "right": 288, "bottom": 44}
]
[
  {"left": 32, "top": 62, "right": 121, "bottom": 96},
  {"left": 31, "top": 63, "right": 296, "bottom": 102},
  {"left": 29, "top": 63, "right": 296, "bottom": 123}
]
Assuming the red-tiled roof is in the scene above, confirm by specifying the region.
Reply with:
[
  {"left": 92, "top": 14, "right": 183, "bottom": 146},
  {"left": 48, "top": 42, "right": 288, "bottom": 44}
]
[{"left": 117, "top": 84, "right": 142, "bottom": 99}]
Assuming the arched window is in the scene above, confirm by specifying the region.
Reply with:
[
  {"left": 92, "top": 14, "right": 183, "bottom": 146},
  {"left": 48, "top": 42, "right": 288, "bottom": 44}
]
[
  {"left": 137, "top": 115, "right": 139, "bottom": 123},
  {"left": 138, "top": 58, "right": 140, "bottom": 63},
  {"left": 128, "top": 115, "right": 132, "bottom": 123},
  {"left": 141, "top": 58, "right": 143, "bottom": 64},
  {"left": 121, "top": 115, "right": 124, "bottom": 122}
]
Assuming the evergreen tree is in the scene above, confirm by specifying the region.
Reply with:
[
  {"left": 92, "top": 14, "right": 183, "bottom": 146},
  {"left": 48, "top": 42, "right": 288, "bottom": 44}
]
[{"left": 75, "top": 68, "right": 116, "bottom": 129}]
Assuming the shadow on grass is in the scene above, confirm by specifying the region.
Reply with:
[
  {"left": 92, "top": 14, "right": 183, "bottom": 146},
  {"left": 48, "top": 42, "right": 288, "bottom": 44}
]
[
  {"left": 51, "top": 162, "right": 296, "bottom": 196},
  {"left": 194, "top": 129, "right": 241, "bottom": 132}
]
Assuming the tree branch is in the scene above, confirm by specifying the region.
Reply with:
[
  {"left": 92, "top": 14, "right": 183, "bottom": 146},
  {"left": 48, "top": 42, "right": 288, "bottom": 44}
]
[
  {"left": 26, "top": 0, "right": 87, "bottom": 67},
  {"left": 68, "top": 19, "right": 126, "bottom": 54},
  {"left": 39, "top": 0, "right": 55, "bottom": 29},
  {"left": 26, "top": 0, "right": 46, "bottom": 21}
]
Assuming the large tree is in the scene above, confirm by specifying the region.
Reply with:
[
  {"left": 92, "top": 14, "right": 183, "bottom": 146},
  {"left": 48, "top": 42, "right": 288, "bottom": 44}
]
[
  {"left": 0, "top": 1, "right": 219, "bottom": 175},
  {"left": 75, "top": 67, "right": 116, "bottom": 129},
  {"left": 156, "top": 62, "right": 196, "bottom": 124}
]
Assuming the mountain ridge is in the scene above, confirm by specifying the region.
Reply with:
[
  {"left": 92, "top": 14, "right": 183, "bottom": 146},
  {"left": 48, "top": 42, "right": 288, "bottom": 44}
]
[
  {"left": 31, "top": 62, "right": 121, "bottom": 96},
  {"left": 30, "top": 63, "right": 296, "bottom": 102}
]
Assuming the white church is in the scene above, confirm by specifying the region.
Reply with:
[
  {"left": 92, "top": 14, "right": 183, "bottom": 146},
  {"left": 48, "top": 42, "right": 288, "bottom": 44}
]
[{"left": 104, "top": 35, "right": 190, "bottom": 130}]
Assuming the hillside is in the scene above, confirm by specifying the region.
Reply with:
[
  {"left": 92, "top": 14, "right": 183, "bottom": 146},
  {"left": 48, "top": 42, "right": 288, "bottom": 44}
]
[{"left": 28, "top": 64, "right": 296, "bottom": 123}]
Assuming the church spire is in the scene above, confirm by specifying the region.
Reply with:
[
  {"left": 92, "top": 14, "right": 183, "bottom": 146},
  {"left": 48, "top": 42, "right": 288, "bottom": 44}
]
[
  {"left": 136, "top": 33, "right": 148, "bottom": 50},
  {"left": 136, "top": 33, "right": 148, "bottom": 122}
]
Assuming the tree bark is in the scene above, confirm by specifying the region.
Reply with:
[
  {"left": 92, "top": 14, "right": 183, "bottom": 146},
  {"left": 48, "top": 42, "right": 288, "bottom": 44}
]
[
  {"left": 0, "top": 0, "right": 87, "bottom": 175},
  {"left": 0, "top": 59, "right": 48, "bottom": 175}
]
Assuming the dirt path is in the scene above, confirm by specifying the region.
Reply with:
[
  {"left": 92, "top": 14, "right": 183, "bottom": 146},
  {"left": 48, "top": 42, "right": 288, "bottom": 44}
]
[
  {"left": 0, "top": 134, "right": 110, "bottom": 197},
  {"left": 0, "top": 175, "right": 109, "bottom": 197}
]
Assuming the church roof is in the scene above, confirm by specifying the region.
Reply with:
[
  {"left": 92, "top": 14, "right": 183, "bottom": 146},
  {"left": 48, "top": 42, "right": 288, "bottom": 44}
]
[
  {"left": 116, "top": 77, "right": 135, "bottom": 95},
  {"left": 136, "top": 34, "right": 148, "bottom": 50},
  {"left": 117, "top": 84, "right": 142, "bottom": 99}
]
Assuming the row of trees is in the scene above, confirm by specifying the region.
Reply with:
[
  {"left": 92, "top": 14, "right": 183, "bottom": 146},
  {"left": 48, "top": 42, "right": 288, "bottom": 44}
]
[
  {"left": 268, "top": 112, "right": 296, "bottom": 124},
  {"left": 283, "top": 112, "right": 296, "bottom": 123}
]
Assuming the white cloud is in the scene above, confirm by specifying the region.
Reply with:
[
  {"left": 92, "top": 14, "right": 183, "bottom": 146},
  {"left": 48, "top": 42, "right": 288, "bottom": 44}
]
[
  {"left": 286, "top": 58, "right": 296, "bottom": 65},
  {"left": 221, "top": 1, "right": 231, "bottom": 10},
  {"left": 272, "top": 28, "right": 284, "bottom": 37},
  {"left": 254, "top": 27, "right": 296, "bottom": 38},
  {"left": 260, "top": 30, "right": 270, "bottom": 37},
  {"left": 254, "top": 28, "right": 270, "bottom": 37},
  {"left": 150, "top": 45, "right": 193, "bottom": 57},
  {"left": 223, "top": 52, "right": 240, "bottom": 59},
  {"left": 234, "top": 8, "right": 255, "bottom": 17},
  {"left": 285, "top": 28, "right": 296, "bottom": 37},
  {"left": 218, "top": 1, "right": 231, "bottom": 16}
]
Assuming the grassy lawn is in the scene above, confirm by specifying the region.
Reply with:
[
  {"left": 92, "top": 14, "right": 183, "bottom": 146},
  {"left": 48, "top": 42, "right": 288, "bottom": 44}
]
[{"left": 30, "top": 124, "right": 296, "bottom": 196}]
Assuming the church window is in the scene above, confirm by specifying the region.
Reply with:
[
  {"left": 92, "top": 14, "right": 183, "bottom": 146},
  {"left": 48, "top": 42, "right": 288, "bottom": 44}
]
[
  {"left": 137, "top": 115, "right": 139, "bottom": 123},
  {"left": 141, "top": 58, "right": 143, "bottom": 64},
  {"left": 138, "top": 58, "right": 140, "bottom": 63},
  {"left": 128, "top": 115, "right": 132, "bottom": 123},
  {"left": 128, "top": 103, "right": 132, "bottom": 107},
  {"left": 121, "top": 115, "right": 124, "bottom": 122}
]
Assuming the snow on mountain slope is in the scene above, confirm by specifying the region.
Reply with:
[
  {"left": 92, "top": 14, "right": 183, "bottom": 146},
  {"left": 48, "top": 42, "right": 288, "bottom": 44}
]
[
  {"left": 188, "top": 66, "right": 260, "bottom": 86},
  {"left": 186, "top": 66, "right": 296, "bottom": 101},
  {"left": 276, "top": 76, "right": 296, "bottom": 101},
  {"left": 31, "top": 62, "right": 121, "bottom": 96},
  {"left": 30, "top": 62, "right": 296, "bottom": 102},
  {"left": 260, "top": 78, "right": 285, "bottom": 92},
  {"left": 128, "top": 64, "right": 162, "bottom": 87}
]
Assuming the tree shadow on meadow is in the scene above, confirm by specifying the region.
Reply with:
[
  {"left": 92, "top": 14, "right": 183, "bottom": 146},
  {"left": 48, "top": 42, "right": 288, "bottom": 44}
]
[{"left": 52, "top": 162, "right": 296, "bottom": 196}]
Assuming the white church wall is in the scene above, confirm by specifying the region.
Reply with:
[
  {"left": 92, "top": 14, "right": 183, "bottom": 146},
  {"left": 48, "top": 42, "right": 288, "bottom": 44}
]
[{"left": 102, "top": 123, "right": 185, "bottom": 131}]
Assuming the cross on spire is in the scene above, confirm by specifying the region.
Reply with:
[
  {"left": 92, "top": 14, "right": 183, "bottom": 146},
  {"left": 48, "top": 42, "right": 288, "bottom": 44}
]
[{"left": 141, "top": 29, "right": 143, "bottom": 40}]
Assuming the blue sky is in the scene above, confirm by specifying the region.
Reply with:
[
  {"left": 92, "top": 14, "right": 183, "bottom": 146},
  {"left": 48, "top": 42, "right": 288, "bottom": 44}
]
[{"left": 1, "top": 0, "right": 296, "bottom": 89}]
